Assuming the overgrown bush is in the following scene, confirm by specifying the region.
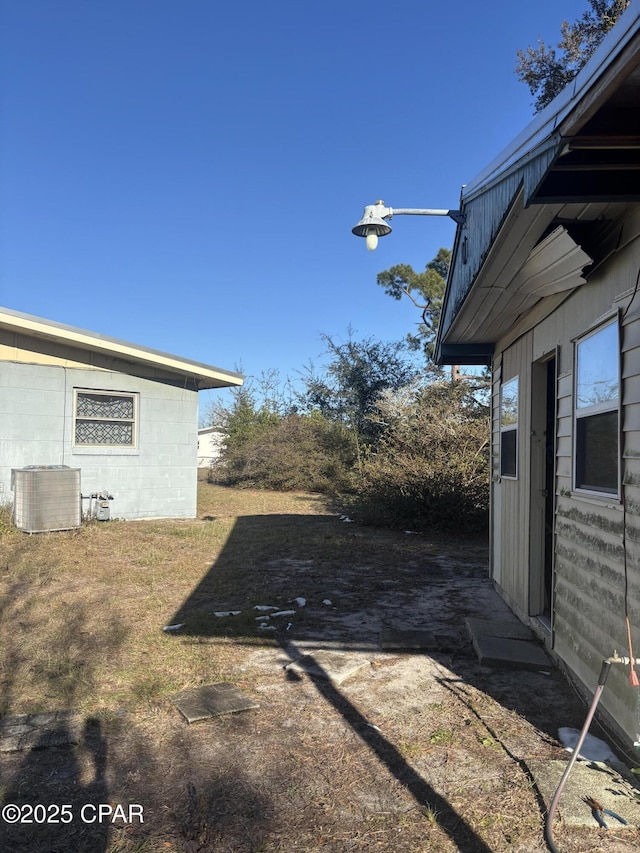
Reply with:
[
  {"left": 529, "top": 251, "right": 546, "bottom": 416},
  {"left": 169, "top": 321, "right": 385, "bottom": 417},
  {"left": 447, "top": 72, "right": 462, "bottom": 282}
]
[
  {"left": 210, "top": 412, "right": 358, "bottom": 493},
  {"left": 351, "top": 380, "right": 490, "bottom": 531},
  {"left": 0, "top": 500, "right": 16, "bottom": 535}
]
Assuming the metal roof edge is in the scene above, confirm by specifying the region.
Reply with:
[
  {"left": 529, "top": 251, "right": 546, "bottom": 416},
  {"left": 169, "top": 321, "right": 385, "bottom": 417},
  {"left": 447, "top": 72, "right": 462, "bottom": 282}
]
[
  {"left": 462, "top": 0, "right": 640, "bottom": 199},
  {"left": 0, "top": 305, "right": 244, "bottom": 386}
]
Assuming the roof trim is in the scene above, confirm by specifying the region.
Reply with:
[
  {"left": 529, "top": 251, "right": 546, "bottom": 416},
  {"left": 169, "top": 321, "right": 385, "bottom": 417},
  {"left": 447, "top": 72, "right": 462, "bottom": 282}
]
[
  {"left": 438, "top": 343, "right": 494, "bottom": 366},
  {"left": 463, "top": 0, "right": 639, "bottom": 200},
  {"left": 435, "top": 3, "right": 639, "bottom": 365},
  {"left": 0, "top": 306, "right": 244, "bottom": 390}
]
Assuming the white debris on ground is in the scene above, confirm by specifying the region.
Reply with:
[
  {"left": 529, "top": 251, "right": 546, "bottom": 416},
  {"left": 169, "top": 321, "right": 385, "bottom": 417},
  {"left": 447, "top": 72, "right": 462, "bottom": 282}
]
[
  {"left": 322, "top": 599, "right": 333, "bottom": 606},
  {"left": 162, "top": 623, "right": 184, "bottom": 632},
  {"left": 209, "top": 595, "right": 321, "bottom": 632},
  {"left": 338, "top": 515, "right": 352, "bottom": 523},
  {"left": 558, "top": 727, "right": 620, "bottom": 763}
]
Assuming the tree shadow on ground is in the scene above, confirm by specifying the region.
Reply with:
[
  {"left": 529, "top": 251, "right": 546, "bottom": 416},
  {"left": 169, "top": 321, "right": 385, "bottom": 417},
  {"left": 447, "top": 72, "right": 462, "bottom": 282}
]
[
  {"left": 1, "top": 510, "right": 620, "bottom": 851},
  {"left": 166, "top": 512, "right": 582, "bottom": 851},
  {"left": 0, "top": 719, "right": 110, "bottom": 853},
  {"left": 0, "top": 562, "right": 129, "bottom": 852},
  {"left": 0, "top": 529, "right": 293, "bottom": 852}
]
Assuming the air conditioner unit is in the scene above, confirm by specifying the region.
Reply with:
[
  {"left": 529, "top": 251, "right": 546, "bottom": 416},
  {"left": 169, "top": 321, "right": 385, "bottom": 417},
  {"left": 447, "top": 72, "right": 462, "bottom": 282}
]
[{"left": 11, "top": 466, "right": 82, "bottom": 533}]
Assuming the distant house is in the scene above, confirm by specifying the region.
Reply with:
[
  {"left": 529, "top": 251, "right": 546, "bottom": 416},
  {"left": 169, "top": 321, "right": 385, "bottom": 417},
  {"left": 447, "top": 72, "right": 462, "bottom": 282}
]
[
  {"left": 436, "top": 5, "right": 640, "bottom": 748},
  {"left": 0, "top": 306, "right": 243, "bottom": 522},
  {"left": 197, "top": 426, "right": 225, "bottom": 468}
]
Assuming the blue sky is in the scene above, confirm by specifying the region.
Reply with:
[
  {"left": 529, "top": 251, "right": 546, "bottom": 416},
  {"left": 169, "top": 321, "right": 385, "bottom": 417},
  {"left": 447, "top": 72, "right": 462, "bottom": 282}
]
[{"left": 0, "top": 1, "right": 592, "bottom": 417}]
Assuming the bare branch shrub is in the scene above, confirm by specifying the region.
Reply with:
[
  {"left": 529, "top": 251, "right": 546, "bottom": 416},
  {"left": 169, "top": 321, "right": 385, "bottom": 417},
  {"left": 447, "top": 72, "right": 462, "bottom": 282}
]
[{"left": 352, "top": 379, "right": 490, "bottom": 531}]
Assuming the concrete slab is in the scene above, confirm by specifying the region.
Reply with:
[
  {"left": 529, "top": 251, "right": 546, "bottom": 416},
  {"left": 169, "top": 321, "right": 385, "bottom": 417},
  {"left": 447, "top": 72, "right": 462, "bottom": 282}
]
[
  {"left": 284, "top": 650, "right": 370, "bottom": 685},
  {"left": 465, "top": 616, "right": 551, "bottom": 670},
  {"left": 0, "top": 711, "right": 83, "bottom": 753},
  {"left": 527, "top": 758, "right": 640, "bottom": 828},
  {"left": 465, "top": 616, "right": 534, "bottom": 641},
  {"left": 380, "top": 628, "right": 439, "bottom": 652},
  {"left": 173, "top": 683, "right": 259, "bottom": 723},
  {"left": 470, "top": 633, "right": 551, "bottom": 670}
]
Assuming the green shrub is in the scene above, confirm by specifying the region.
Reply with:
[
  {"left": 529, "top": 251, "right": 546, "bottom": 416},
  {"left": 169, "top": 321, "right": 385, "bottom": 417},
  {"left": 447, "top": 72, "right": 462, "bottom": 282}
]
[{"left": 211, "top": 413, "right": 358, "bottom": 494}]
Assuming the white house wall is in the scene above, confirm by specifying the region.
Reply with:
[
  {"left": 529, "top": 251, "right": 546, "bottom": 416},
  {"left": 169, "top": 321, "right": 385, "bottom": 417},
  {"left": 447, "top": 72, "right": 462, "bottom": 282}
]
[
  {"left": 197, "top": 430, "right": 224, "bottom": 468},
  {"left": 0, "top": 361, "right": 199, "bottom": 520},
  {"left": 492, "top": 224, "right": 640, "bottom": 745}
]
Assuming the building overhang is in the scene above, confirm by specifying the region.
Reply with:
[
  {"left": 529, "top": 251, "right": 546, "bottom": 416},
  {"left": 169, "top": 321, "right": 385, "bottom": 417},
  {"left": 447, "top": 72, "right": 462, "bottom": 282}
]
[
  {"left": 435, "top": 4, "right": 640, "bottom": 364},
  {"left": 438, "top": 342, "right": 494, "bottom": 366},
  {"left": 0, "top": 306, "right": 244, "bottom": 391}
]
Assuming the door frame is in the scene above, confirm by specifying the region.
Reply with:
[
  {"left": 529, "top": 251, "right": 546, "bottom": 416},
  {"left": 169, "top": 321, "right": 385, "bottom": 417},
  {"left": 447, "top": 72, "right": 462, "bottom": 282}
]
[{"left": 529, "top": 351, "right": 557, "bottom": 628}]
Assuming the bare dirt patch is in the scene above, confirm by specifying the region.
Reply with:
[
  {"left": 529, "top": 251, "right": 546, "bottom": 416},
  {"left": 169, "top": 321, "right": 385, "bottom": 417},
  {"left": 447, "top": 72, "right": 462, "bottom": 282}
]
[{"left": 1, "top": 485, "right": 638, "bottom": 852}]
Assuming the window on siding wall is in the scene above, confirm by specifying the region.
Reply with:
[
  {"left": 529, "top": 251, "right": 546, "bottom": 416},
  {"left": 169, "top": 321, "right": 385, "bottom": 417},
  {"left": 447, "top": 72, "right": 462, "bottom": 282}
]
[
  {"left": 500, "top": 376, "right": 518, "bottom": 478},
  {"left": 574, "top": 320, "right": 619, "bottom": 495},
  {"left": 74, "top": 390, "right": 138, "bottom": 447}
]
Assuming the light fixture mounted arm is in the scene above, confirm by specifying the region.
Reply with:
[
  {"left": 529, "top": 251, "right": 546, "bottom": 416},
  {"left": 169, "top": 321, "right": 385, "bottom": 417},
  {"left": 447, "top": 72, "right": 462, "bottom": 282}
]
[{"left": 352, "top": 199, "right": 465, "bottom": 251}]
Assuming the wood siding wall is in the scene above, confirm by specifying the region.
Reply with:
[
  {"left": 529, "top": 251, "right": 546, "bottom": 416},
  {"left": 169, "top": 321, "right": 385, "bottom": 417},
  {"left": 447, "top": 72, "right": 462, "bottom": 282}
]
[
  {"left": 493, "top": 214, "right": 640, "bottom": 745},
  {"left": 493, "top": 333, "right": 533, "bottom": 610}
]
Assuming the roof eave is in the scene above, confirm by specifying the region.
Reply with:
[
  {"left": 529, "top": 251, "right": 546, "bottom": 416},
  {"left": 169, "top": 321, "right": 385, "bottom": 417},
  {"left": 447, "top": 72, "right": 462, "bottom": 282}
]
[{"left": 0, "top": 306, "right": 244, "bottom": 390}]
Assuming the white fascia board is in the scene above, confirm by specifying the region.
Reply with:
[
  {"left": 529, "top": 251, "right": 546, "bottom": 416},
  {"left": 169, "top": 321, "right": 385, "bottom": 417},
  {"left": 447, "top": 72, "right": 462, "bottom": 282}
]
[{"left": 0, "top": 306, "right": 244, "bottom": 388}]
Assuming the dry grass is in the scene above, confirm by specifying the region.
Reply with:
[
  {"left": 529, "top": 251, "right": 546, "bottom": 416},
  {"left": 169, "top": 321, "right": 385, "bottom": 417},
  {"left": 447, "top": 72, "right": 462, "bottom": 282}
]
[
  {"left": 0, "top": 486, "right": 337, "bottom": 717},
  {"left": 0, "top": 484, "right": 638, "bottom": 852}
]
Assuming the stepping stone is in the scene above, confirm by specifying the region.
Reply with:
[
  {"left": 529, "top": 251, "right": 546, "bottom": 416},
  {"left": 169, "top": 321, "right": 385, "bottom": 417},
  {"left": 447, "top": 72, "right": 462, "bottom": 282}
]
[
  {"left": 284, "top": 650, "right": 370, "bottom": 685},
  {"left": 465, "top": 616, "right": 551, "bottom": 670},
  {"left": 380, "top": 628, "right": 439, "bottom": 652},
  {"left": 173, "top": 683, "right": 259, "bottom": 723},
  {"left": 470, "top": 633, "right": 551, "bottom": 670}
]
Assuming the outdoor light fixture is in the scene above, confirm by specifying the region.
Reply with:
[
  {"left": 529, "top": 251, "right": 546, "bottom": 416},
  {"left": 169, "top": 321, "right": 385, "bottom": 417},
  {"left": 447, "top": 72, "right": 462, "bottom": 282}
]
[{"left": 352, "top": 200, "right": 465, "bottom": 251}]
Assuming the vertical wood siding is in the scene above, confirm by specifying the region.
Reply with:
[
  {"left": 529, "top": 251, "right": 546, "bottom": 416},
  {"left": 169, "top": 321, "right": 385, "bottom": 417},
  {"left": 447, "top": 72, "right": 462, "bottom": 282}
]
[
  {"left": 496, "top": 332, "right": 533, "bottom": 610},
  {"left": 493, "top": 225, "right": 640, "bottom": 745}
]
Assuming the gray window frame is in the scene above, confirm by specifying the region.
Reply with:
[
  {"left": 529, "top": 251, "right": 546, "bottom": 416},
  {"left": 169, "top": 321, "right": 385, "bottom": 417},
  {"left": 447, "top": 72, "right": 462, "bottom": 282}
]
[
  {"left": 573, "top": 319, "right": 620, "bottom": 498},
  {"left": 500, "top": 375, "right": 519, "bottom": 479}
]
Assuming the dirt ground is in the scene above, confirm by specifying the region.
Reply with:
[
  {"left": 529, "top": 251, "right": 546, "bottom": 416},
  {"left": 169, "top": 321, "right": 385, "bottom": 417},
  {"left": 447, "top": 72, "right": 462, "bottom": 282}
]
[{"left": 1, "top": 491, "right": 640, "bottom": 852}]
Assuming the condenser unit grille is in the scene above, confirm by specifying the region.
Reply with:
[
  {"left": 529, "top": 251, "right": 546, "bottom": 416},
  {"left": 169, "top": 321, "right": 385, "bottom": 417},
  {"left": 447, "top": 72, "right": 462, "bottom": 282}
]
[{"left": 12, "top": 467, "right": 82, "bottom": 533}]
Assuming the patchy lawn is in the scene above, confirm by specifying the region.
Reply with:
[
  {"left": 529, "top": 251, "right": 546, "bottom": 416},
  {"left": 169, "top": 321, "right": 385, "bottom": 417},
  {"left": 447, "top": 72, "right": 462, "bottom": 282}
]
[{"left": 0, "top": 484, "right": 638, "bottom": 852}]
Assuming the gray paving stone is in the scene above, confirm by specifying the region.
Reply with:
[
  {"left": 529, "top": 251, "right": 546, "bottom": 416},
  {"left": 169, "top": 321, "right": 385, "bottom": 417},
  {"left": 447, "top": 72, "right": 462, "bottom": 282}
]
[
  {"left": 0, "top": 736, "right": 22, "bottom": 754},
  {"left": 284, "top": 650, "right": 370, "bottom": 685},
  {"left": 0, "top": 713, "right": 29, "bottom": 730},
  {"left": 470, "top": 633, "right": 551, "bottom": 670},
  {"left": 0, "top": 711, "right": 83, "bottom": 752},
  {"left": 3, "top": 723, "right": 33, "bottom": 737},
  {"left": 28, "top": 711, "right": 59, "bottom": 726},
  {"left": 173, "top": 682, "right": 259, "bottom": 723}
]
